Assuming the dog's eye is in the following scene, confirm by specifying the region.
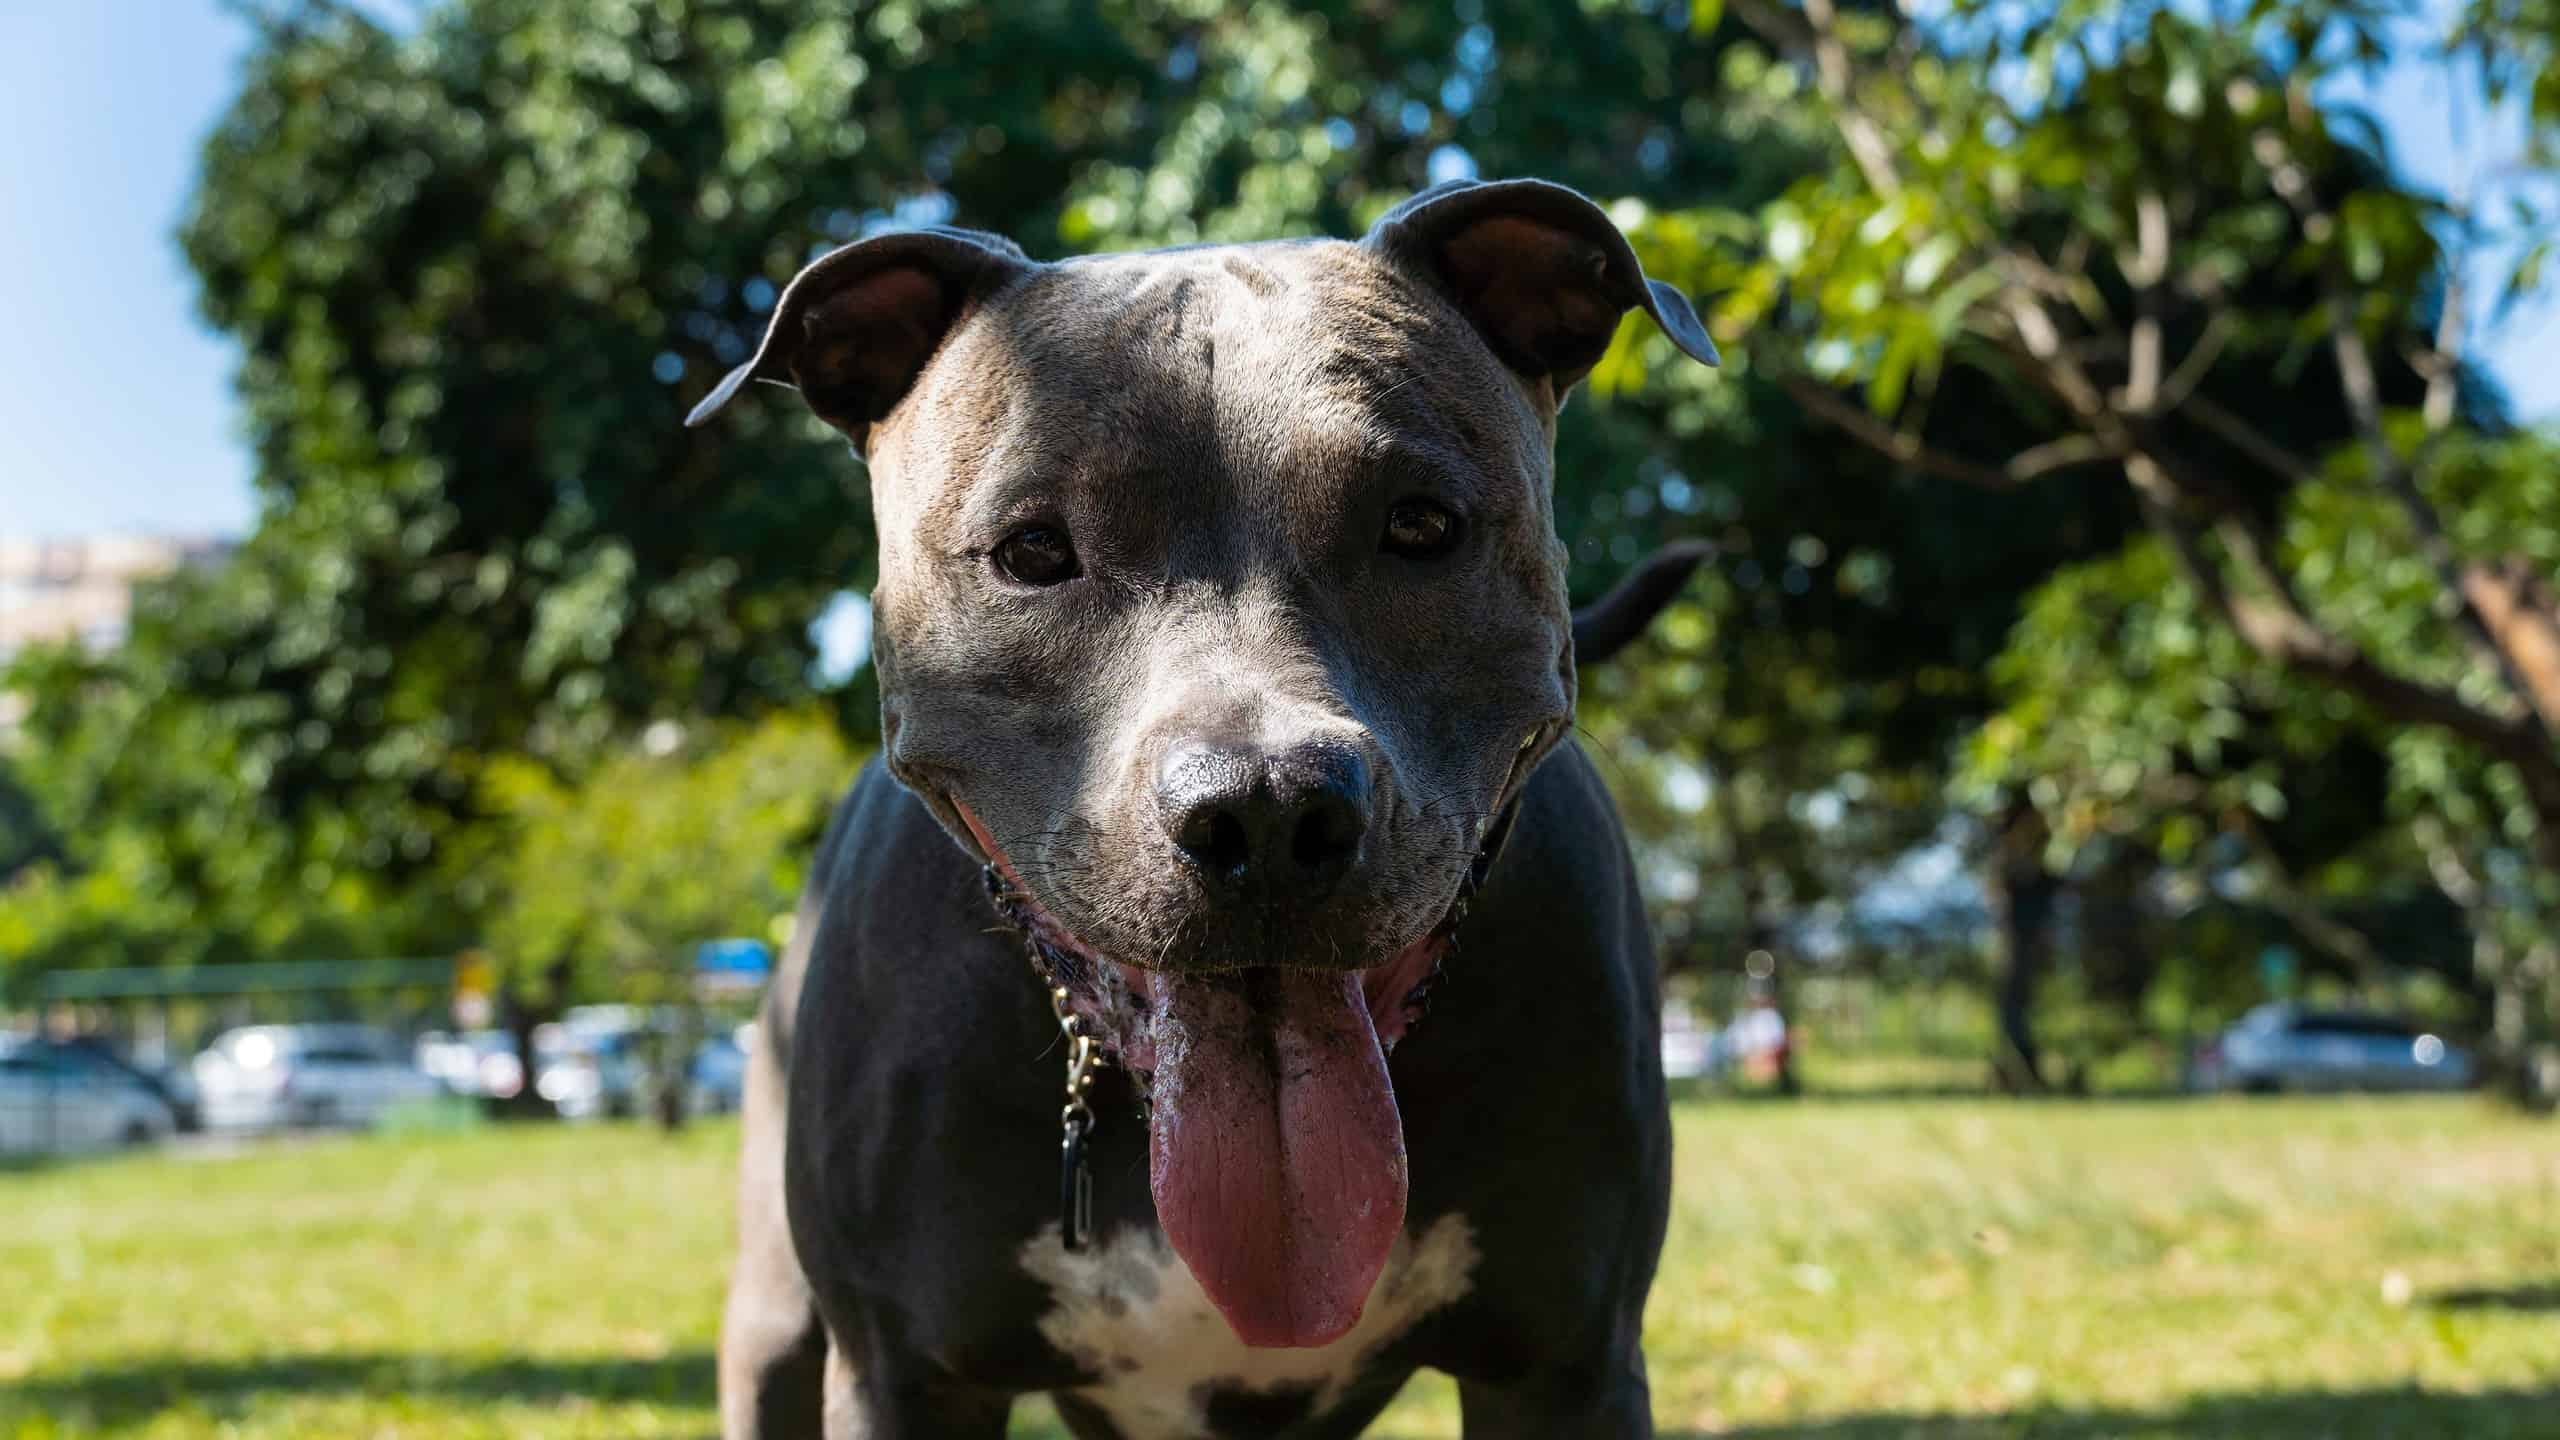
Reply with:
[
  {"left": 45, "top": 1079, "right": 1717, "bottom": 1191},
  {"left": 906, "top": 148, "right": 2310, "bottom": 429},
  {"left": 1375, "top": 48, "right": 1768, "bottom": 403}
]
[
  {"left": 993, "top": 526, "right": 1080, "bottom": 586},
  {"left": 1382, "top": 499, "right": 1461, "bottom": 560}
]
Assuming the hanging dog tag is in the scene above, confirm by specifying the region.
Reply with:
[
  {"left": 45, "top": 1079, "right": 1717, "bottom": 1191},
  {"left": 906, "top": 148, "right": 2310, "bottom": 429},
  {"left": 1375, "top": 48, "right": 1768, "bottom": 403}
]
[{"left": 1060, "top": 1114, "right": 1095, "bottom": 1252}]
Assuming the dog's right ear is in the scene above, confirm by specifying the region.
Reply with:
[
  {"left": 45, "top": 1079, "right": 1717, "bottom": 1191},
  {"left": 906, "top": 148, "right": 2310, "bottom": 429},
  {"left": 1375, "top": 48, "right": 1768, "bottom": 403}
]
[{"left": 684, "top": 226, "right": 1034, "bottom": 451}]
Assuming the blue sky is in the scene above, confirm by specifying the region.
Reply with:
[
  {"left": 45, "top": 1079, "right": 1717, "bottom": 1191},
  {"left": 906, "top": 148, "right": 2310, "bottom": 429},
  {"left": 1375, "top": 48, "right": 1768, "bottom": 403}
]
[
  {"left": 2, "top": 3, "right": 2553, "bottom": 544},
  {"left": 2, "top": 3, "right": 258, "bottom": 540}
]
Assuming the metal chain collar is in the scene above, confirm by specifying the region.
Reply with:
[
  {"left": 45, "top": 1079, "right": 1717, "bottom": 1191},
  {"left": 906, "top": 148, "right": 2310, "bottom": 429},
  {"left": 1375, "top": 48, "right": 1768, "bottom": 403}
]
[{"left": 1050, "top": 980, "right": 1100, "bottom": 1250}]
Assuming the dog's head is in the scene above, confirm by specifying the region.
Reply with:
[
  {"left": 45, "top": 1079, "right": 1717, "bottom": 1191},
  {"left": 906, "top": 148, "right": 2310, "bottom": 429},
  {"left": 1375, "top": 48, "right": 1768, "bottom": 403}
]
[
  {"left": 692, "top": 178, "right": 1716, "bottom": 1347},
  {"left": 694, "top": 179, "right": 1714, "bottom": 984}
]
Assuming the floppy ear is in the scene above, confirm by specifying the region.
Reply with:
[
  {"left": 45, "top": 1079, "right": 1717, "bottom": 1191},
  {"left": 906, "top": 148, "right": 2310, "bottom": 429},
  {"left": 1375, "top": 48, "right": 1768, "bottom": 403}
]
[
  {"left": 1364, "top": 177, "right": 1719, "bottom": 397},
  {"left": 684, "top": 225, "right": 1034, "bottom": 450}
]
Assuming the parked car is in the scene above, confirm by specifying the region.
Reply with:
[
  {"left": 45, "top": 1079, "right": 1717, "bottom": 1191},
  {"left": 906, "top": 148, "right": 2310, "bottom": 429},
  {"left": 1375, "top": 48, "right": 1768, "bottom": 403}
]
[
  {"left": 193, "top": 1024, "right": 446, "bottom": 1131},
  {"left": 51, "top": 1036, "right": 201, "bottom": 1132},
  {"left": 1659, "top": 999, "right": 1726, "bottom": 1081},
  {"left": 687, "top": 1033, "right": 750, "bottom": 1116},
  {"left": 416, "top": 1029, "right": 528, "bottom": 1103},
  {"left": 534, "top": 1022, "right": 650, "bottom": 1121},
  {"left": 418, "top": 1022, "right": 689, "bottom": 1120},
  {"left": 1723, "top": 1000, "right": 1791, "bottom": 1083},
  {"left": 0, "top": 1036, "right": 179, "bottom": 1155},
  {"left": 2192, "top": 1004, "right": 2475, "bottom": 1094}
]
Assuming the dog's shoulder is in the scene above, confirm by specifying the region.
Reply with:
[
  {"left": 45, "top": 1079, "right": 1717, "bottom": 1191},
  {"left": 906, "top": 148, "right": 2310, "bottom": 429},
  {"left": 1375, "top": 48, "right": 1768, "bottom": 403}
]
[
  {"left": 763, "top": 757, "right": 977, "bottom": 1064},
  {"left": 803, "top": 756, "right": 964, "bottom": 899}
]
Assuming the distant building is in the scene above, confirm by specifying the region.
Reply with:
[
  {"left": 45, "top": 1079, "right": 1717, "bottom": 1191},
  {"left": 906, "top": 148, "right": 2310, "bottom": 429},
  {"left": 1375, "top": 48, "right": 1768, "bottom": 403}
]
[{"left": 0, "top": 534, "right": 236, "bottom": 739}]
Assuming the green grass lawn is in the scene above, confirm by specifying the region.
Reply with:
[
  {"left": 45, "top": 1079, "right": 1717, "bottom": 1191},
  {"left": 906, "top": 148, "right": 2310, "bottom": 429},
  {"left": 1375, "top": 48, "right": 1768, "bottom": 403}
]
[{"left": 3, "top": 1096, "right": 2555, "bottom": 1438}]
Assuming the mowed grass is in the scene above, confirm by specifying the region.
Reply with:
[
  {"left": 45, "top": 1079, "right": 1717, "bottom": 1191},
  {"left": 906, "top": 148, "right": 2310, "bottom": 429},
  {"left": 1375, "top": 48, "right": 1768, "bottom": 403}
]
[{"left": 3, "top": 1096, "right": 2556, "bottom": 1438}]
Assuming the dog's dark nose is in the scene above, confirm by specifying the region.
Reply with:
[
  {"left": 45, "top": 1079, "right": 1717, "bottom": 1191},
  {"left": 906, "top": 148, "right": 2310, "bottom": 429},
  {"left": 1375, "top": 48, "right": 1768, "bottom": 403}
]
[{"left": 1158, "top": 739, "right": 1371, "bottom": 899}]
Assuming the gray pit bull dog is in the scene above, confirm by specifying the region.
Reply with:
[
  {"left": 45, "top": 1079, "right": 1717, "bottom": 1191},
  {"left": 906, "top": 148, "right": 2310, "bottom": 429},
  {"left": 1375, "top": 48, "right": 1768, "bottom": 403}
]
[{"left": 690, "top": 178, "right": 1719, "bottom": 1438}]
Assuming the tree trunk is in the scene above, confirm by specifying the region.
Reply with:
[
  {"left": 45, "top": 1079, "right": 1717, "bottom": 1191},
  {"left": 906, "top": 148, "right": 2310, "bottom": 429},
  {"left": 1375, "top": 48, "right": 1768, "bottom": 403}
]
[
  {"left": 655, "top": 997, "right": 700, "bottom": 1133},
  {"left": 499, "top": 964, "right": 570, "bottom": 1121},
  {"left": 1736, "top": 867, "right": 1799, "bottom": 1097},
  {"left": 1987, "top": 800, "right": 2057, "bottom": 1094},
  {"left": 2498, "top": 941, "right": 2560, "bottom": 1111},
  {"left": 2416, "top": 816, "right": 2560, "bottom": 1107},
  {"left": 2469, "top": 932, "right": 2554, "bottom": 1107},
  {"left": 2074, "top": 847, "right": 2159, "bottom": 1090},
  {"left": 1752, "top": 930, "right": 1800, "bottom": 1098},
  {"left": 503, "top": 1012, "right": 544, "bottom": 1117}
]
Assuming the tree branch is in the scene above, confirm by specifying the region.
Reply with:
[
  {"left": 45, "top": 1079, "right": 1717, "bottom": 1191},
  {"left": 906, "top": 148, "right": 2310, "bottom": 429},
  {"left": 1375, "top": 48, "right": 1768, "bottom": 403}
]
[
  {"left": 1783, "top": 377, "right": 2010, "bottom": 487},
  {"left": 2258, "top": 127, "right": 2557, "bottom": 758},
  {"left": 2234, "top": 811, "right": 2387, "bottom": 990},
  {"left": 2000, "top": 294, "right": 2112, "bottom": 421},
  {"left": 2421, "top": 264, "right": 2464, "bottom": 434},
  {"left": 2150, "top": 312, "right": 2234, "bottom": 415},
  {"left": 1796, "top": 0, "right": 1904, "bottom": 199},
  {"left": 2004, "top": 435, "right": 2119, "bottom": 480},
  {"left": 2185, "top": 393, "right": 2321, "bottom": 487},
  {"left": 2465, "top": 559, "right": 2560, "bottom": 734},
  {"left": 2132, "top": 481, "right": 2545, "bottom": 773},
  {"left": 2119, "top": 191, "right": 2170, "bottom": 413},
  {"left": 1783, "top": 377, "right": 2121, "bottom": 488}
]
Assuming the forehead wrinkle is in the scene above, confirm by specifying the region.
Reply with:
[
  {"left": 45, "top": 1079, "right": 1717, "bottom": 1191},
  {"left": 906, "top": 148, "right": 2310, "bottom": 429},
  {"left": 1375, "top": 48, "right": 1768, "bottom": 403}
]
[
  {"left": 916, "top": 259, "right": 1238, "bottom": 537},
  {"left": 1233, "top": 286, "right": 1514, "bottom": 515}
]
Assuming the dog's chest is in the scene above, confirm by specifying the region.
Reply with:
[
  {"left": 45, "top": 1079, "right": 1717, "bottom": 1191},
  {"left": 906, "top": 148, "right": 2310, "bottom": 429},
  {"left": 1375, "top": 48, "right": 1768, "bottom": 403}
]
[{"left": 1017, "top": 1214, "right": 1477, "bottom": 1438}]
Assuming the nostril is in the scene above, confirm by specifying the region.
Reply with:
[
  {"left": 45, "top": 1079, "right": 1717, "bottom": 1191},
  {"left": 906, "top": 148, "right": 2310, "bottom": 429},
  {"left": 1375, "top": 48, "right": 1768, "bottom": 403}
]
[
  {"left": 1173, "top": 798, "right": 1254, "bottom": 877},
  {"left": 1200, "top": 811, "right": 1250, "bottom": 874},
  {"left": 1291, "top": 798, "right": 1360, "bottom": 873}
]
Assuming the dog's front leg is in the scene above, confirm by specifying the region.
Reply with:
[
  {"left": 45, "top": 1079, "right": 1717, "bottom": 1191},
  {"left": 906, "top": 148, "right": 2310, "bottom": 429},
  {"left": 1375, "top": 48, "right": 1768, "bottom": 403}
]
[
  {"left": 720, "top": 1012, "right": 828, "bottom": 1440},
  {"left": 1457, "top": 1359, "right": 1654, "bottom": 1439},
  {"left": 818, "top": 1336, "right": 1014, "bottom": 1440}
]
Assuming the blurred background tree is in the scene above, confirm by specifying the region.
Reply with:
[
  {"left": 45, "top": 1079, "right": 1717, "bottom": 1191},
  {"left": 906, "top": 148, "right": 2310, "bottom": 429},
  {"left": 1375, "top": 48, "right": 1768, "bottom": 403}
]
[
  {"left": 4, "top": 0, "right": 2553, "bottom": 1100},
  {"left": 478, "top": 707, "right": 850, "bottom": 1123},
  {"left": 1694, "top": 0, "right": 2560, "bottom": 1090}
]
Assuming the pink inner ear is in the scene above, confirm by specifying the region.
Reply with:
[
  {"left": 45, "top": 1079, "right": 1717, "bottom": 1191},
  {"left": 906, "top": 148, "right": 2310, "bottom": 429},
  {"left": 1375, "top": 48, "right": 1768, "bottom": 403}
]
[
  {"left": 794, "top": 264, "right": 955, "bottom": 417},
  {"left": 1436, "top": 217, "right": 1624, "bottom": 386}
]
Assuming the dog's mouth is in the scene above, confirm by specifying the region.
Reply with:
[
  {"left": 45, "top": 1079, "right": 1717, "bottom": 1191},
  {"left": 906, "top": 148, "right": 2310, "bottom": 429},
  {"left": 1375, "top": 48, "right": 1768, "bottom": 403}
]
[
  {"left": 945, "top": 743, "right": 1539, "bottom": 1352},
  {"left": 973, "top": 861, "right": 1458, "bottom": 1084}
]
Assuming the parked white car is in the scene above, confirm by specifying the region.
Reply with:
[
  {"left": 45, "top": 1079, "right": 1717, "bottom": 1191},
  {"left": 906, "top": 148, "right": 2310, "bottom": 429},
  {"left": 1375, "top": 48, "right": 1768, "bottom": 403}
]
[
  {"left": 193, "top": 1024, "right": 445, "bottom": 1131},
  {"left": 416, "top": 1029, "right": 529, "bottom": 1102},
  {"left": 1659, "top": 999, "right": 1726, "bottom": 1080},
  {"left": 0, "top": 1037, "right": 178, "bottom": 1156}
]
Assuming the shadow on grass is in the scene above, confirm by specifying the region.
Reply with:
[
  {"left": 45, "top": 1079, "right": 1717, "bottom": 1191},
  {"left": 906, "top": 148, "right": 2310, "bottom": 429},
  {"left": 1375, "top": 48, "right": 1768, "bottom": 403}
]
[
  {"left": 19, "top": 1361, "right": 2557, "bottom": 1437},
  {"left": 1660, "top": 1383, "right": 2560, "bottom": 1440},
  {"left": 1662, "top": 1077, "right": 2208, "bottom": 1106},
  {"left": 2431, "top": 1281, "right": 2560, "bottom": 1314},
  {"left": 2, "top": 1349, "right": 714, "bottom": 1427}
]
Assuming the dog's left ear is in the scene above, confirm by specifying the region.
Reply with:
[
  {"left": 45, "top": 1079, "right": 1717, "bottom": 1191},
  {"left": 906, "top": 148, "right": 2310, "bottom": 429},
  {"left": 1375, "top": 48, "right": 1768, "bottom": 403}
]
[{"left": 1364, "top": 178, "right": 1719, "bottom": 398}]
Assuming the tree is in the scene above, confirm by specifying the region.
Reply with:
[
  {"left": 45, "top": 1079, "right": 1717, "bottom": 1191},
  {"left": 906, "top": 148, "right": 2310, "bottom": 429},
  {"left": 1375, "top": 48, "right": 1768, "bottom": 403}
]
[
  {"left": 480, "top": 708, "right": 856, "bottom": 1125},
  {"left": 3, "top": 577, "right": 447, "bottom": 988},
  {"left": 0, "top": 762, "right": 55, "bottom": 887},
  {"left": 1968, "top": 437, "right": 2560, "bottom": 1089},
  {"left": 1707, "top": 0, "right": 2560, "bottom": 1090}
]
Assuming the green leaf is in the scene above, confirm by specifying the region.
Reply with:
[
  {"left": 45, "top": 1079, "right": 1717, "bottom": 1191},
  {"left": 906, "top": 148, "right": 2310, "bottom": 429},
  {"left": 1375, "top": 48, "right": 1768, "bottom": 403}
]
[
  {"left": 1869, "top": 327, "right": 1921, "bottom": 416},
  {"left": 1903, "top": 232, "right": 1962, "bottom": 292}
]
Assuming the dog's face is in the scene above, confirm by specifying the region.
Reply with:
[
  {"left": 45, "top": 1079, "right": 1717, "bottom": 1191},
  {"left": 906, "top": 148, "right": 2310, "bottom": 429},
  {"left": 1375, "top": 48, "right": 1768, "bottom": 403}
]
[
  {"left": 874, "top": 240, "right": 1570, "bottom": 981},
  {"left": 691, "top": 179, "right": 1716, "bottom": 1348}
]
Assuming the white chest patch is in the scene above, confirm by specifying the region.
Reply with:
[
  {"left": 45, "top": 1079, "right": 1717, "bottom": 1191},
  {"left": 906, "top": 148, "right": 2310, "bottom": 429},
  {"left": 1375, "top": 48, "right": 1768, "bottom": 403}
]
[{"left": 1018, "top": 1213, "right": 1478, "bottom": 1438}]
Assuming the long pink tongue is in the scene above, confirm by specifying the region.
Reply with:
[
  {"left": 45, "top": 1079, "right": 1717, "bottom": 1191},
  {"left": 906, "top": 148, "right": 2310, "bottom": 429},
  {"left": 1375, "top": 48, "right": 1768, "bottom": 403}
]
[{"left": 1146, "top": 968, "right": 1407, "bottom": 1349}]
